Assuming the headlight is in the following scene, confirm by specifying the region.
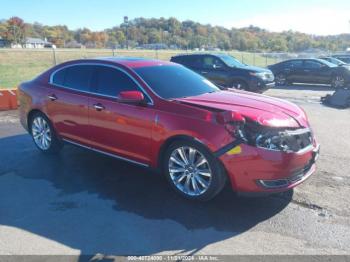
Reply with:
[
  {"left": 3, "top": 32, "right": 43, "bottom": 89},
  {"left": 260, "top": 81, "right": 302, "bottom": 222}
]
[
  {"left": 250, "top": 72, "right": 273, "bottom": 81},
  {"left": 255, "top": 132, "right": 290, "bottom": 151},
  {"left": 226, "top": 120, "right": 313, "bottom": 153}
]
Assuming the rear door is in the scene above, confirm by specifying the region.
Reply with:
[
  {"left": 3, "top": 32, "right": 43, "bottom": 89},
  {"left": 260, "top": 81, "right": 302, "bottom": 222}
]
[
  {"left": 88, "top": 65, "right": 155, "bottom": 165},
  {"left": 283, "top": 60, "right": 303, "bottom": 82},
  {"left": 47, "top": 64, "right": 94, "bottom": 145}
]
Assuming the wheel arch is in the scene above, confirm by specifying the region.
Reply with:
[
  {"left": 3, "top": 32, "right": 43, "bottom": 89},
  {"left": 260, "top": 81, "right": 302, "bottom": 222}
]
[
  {"left": 229, "top": 76, "right": 249, "bottom": 87},
  {"left": 156, "top": 135, "right": 209, "bottom": 169},
  {"left": 27, "top": 109, "right": 46, "bottom": 130}
]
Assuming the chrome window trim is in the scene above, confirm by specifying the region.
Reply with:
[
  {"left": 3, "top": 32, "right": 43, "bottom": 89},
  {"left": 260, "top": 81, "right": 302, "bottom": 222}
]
[
  {"left": 49, "top": 62, "right": 154, "bottom": 105},
  {"left": 63, "top": 138, "right": 149, "bottom": 167}
]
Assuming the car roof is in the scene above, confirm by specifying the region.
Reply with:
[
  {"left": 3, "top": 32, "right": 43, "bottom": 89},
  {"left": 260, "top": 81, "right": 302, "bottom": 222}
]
[
  {"left": 172, "top": 53, "right": 225, "bottom": 58},
  {"left": 281, "top": 58, "right": 327, "bottom": 63},
  {"left": 62, "top": 57, "right": 175, "bottom": 69}
]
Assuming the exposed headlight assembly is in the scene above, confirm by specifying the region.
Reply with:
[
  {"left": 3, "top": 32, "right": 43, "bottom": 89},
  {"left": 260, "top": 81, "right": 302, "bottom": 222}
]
[
  {"left": 217, "top": 111, "right": 313, "bottom": 153},
  {"left": 253, "top": 128, "right": 313, "bottom": 153}
]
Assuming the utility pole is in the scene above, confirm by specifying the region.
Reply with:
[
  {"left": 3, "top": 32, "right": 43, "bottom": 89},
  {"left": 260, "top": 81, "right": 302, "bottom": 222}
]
[
  {"left": 12, "top": 25, "right": 16, "bottom": 44},
  {"left": 124, "top": 16, "right": 129, "bottom": 49}
]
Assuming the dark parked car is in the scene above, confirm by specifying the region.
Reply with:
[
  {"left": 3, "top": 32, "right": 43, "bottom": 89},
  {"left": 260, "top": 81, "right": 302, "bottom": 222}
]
[
  {"left": 331, "top": 55, "right": 350, "bottom": 64},
  {"left": 319, "top": 56, "right": 348, "bottom": 66},
  {"left": 268, "top": 58, "right": 350, "bottom": 88},
  {"left": 18, "top": 57, "right": 319, "bottom": 201},
  {"left": 170, "top": 53, "right": 275, "bottom": 93}
]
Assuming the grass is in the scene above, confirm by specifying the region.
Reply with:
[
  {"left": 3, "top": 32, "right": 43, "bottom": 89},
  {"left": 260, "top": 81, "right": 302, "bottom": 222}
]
[{"left": 0, "top": 49, "right": 279, "bottom": 89}]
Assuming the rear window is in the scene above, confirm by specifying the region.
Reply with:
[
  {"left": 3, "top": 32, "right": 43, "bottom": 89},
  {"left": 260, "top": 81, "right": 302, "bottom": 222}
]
[
  {"left": 52, "top": 69, "right": 66, "bottom": 86},
  {"left": 64, "top": 65, "right": 94, "bottom": 91},
  {"left": 52, "top": 64, "right": 94, "bottom": 92},
  {"left": 172, "top": 55, "right": 201, "bottom": 68},
  {"left": 283, "top": 60, "right": 303, "bottom": 68}
]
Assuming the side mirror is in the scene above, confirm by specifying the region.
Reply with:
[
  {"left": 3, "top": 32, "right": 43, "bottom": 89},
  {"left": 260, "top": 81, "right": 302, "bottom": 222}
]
[{"left": 117, "top": 90, "right": 145, "bottom": 104}]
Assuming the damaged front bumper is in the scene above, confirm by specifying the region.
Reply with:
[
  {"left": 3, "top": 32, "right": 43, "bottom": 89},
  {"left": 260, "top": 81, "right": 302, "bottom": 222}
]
[{"left": 218, "top": 139, "right": 320, "bottom": 194}]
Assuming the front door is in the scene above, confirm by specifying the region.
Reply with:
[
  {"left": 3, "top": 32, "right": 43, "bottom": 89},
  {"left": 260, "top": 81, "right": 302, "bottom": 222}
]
[
  {"left": 88, "top": 65, "right": 154, "bottom": 165},
  {"left": 199, "top": 56, "right": 228, "bottom": 87},
  {"left": 302, "top": 60, "right": 331, "bottom": 84}
]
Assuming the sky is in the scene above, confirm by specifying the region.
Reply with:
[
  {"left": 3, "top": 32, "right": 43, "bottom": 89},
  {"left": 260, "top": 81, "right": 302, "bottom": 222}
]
[{"left": 1, "top": 0, "right": 350, "bottom": 35}]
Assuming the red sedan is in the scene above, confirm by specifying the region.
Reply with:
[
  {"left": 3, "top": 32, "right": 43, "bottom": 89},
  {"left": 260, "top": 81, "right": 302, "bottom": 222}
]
[{"left": 18, "top": 57, "right": 320, "bottom": 201}]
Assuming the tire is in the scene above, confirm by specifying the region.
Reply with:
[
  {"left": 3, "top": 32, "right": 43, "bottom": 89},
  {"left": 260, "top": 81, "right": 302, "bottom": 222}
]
[
  {"left": 275, "top": 73, "right": 287, "bottom": 86},
  {"left": 331, "top": 74, "right": 345, "bottom": 89},
  {"left": 29, "top": 112, "right": 63, "bottom": 154},
  {"left": 162, "top": 139, "right": 227, "bottom": 201},
  {"left": 231, "top": 80, "right": 248, "bottom": 91}
]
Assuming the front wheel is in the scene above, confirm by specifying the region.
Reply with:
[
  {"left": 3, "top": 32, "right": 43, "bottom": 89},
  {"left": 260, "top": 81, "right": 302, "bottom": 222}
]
[
  {"left": 30, "top": 112, "right": 63, "bottom": 154},
  {"left": 331, "top": 74, "right": 345, "bottom": 89},
  {"left": 231, "top": 80, "right": 248, "bottom": 91},
  {"left": 163, "top": 140, "right": 227, "bottom": 201}
]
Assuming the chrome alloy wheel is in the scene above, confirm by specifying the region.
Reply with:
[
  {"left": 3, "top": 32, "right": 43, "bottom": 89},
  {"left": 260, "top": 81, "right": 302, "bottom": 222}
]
[
  {"left": 168, "top": 146, "right": 212, "bottom": 196},
  {"left": 31, "top": 116, "right": 52, "bottom": 150},
  {"left": 333, "top": 75, "right": 345, "bottom": 88},
  {"left": 276, "top": 73, "right": 286, "bottom": 85}
]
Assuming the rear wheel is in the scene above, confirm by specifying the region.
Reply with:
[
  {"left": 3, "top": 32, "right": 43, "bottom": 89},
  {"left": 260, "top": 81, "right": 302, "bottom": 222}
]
[
  {"left": 275, "top": 73, "right": 287, "bottom": 86},
  {"left": 30, "top": 112, "right": 63, "bottom": 154},
  {"left": 163, "top": 139, "right": 227, "bottom": 201}
]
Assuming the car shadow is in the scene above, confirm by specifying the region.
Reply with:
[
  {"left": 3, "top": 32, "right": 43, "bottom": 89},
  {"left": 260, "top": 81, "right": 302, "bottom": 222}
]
[
  {"left": 0, "top": 134, "right": 293, "bottom": 258},
  {"left": 274, "top": 84, "right": 335, "bottom": 91}
]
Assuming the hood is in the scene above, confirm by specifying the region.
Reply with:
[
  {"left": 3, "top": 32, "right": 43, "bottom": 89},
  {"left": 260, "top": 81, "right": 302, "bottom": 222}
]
[
  {"left": 236, "top": 65, "right": 271, "bottom": 73},
  {"left": 175, "top": 90, "right": 309, "bottom": 128}
]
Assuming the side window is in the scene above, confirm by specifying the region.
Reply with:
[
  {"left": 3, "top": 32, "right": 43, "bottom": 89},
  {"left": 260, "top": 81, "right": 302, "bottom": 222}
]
[
  {"left": 94, "top": 66, "right": 138, "bottom": 97},
  {"left": 202, "top": 56, "right": 224, "bottom": 69},
  {"left": 185, "top": 56, "right": 201, "bottom": 68},
  {"left": 304, "top": 60, "right": 322, "bottom": 69},
  {"left": 63, "top": 65, "right": 94, "bottom": 91},
  {"left": 52, "top": 68, "right": 66, "bottom": 86},
  {"left": 284, "top": 60, "right": 302, "bottom": 68}
]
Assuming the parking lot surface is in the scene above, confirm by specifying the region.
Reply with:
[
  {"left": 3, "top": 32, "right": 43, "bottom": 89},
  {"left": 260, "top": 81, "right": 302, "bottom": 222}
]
[{"left": 0, "top": 85, "right": 349, "bottom": 256}]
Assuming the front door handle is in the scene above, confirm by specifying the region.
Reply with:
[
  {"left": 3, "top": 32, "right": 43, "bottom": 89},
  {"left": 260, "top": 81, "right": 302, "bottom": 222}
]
[
  {"left": 201, "top": 71, "right": 208, "bottom": 75},
  {"left": 93, "top": 103, "right": 105, "bottom": 111},
  {"left": 48, "top": 94, "right": 57, "bottom": 101}
]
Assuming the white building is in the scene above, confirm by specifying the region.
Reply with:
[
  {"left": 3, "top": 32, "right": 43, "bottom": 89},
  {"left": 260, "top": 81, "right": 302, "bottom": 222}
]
[{"left": 24, "top": 37, "right": 52, "bottom": 48}]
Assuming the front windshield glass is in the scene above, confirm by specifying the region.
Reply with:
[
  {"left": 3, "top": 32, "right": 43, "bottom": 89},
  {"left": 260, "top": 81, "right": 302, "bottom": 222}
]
[
  {"left": 330, "top": 58, "right": 346, "bottom": 65},
  {"left": 318, "top": 59, "right": 338, "bottom": 67},
  {"left": 216, "top": 54, "right": 245, "bottom": 67},
  {"left": 134, "top": 65, "right": 220, "bottom": 99}
]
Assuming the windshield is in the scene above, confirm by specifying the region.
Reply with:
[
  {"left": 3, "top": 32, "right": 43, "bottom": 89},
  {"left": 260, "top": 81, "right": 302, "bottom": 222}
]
[
  {"left": 318, "top": 59, "right": 338, "bottom": 68},
  {"left": 330, "top": 58, "right": 346, "bottom": 65},
  {"left": 134, "top": 65, "right": 219, "bottom": 99},
  {"left": 321, "top": 57, "right": 345, "bottom": 66},
  {"left": 216, "top": 54, "right": 245, "bottom": 67}
]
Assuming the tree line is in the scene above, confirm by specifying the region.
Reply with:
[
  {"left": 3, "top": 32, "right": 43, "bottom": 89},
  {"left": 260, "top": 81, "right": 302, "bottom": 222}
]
[{"left": 1, "top": 16, "right": 349, "bottom": 52}]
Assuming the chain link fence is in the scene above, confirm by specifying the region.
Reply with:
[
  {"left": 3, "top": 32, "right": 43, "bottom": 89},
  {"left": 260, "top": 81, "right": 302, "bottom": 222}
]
[{"left": 0, "top": 48, "right": 337, "bottom": 88}]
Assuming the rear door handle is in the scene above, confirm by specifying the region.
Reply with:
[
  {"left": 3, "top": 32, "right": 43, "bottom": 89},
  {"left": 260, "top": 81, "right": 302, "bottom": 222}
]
[
  {"left": 48, "top": 94, "right": 57, "bottom": 101},
  {"left": 201, "top": 71, "right": 208, "bottom": 74},
  {"left": 93, "top": 103, "right": 105, "bottom": 111}
]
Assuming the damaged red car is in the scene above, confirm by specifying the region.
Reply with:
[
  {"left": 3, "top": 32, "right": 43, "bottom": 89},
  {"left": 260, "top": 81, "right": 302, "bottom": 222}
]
[{"left": 18, "top": 57, "right": 320, "bottom": 201}]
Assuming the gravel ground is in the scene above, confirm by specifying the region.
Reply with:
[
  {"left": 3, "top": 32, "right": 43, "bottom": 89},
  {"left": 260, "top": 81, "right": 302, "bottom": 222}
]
[{"left": 0, "top": 85, "right": 349, "bottom": 256}]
